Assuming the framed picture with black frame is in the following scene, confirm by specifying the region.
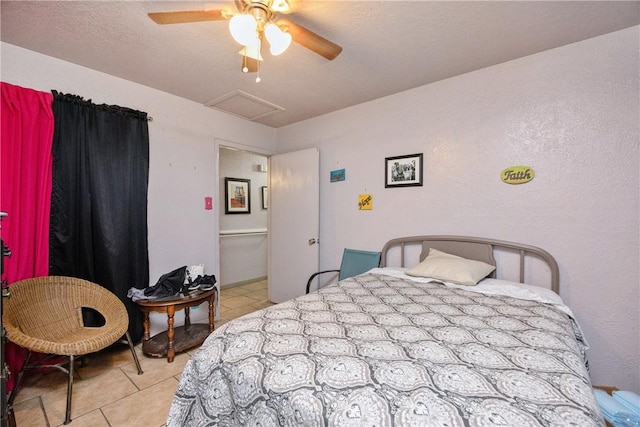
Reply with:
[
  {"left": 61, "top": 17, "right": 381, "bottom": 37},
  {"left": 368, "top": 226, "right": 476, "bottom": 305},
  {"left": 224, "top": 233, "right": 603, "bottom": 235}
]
[
  {"left": 385, "top": 153, "right": 423, "bottom": 188},
  {"left": 261, "top": 186, "right": 268, "bottom": 209},
  {"left": 225, "top": 177, "right": 251, "bottom": 214}
]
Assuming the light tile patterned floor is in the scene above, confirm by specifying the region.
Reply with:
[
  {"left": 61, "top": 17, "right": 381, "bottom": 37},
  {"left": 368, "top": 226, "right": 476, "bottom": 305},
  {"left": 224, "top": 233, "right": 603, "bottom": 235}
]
[{"left": 11, "top": 279, "right": 272, "bottom": 426}]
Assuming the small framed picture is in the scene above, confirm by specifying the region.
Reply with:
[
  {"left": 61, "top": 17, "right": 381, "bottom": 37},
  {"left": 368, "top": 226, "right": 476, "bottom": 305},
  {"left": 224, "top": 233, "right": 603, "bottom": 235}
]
[
  {"left": 261, "top": 186, "right": 268, "bottom": 209},
  {"left": 385, "top": 153, "right": 423, "bottom": 188},
  {"left": 330, "top": 168, "right": 346, "bottom": 182},
  {"left": 225, "top": 177, "right": 251, "bottom": 214}
]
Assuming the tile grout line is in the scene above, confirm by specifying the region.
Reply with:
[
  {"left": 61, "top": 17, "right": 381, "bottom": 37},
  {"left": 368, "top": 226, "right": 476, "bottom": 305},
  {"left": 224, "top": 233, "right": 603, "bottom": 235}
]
[
  {"left": 40, "top": 395, "right": 52, "bottom": 427},
  {"left": 14, "top": 280, "right": 270, "bottom": 426}
]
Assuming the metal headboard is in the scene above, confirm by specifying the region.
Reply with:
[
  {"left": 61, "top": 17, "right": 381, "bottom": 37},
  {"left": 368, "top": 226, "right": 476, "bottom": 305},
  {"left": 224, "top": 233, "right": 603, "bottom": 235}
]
[{"left": 380, "top": 235, "right": 560, "bottom": 294}]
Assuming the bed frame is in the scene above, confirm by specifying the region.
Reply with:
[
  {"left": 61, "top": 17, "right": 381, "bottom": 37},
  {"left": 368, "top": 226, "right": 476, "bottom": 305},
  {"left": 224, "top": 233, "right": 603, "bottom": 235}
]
[{"left": 380, "top": 235, "right": 560, "bottom": 294}]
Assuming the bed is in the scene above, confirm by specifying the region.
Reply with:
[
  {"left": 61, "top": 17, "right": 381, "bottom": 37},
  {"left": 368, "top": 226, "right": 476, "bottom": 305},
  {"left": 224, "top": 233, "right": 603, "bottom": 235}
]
[{"left": 167, "top": 235, "right": 604, "bottom": 426}]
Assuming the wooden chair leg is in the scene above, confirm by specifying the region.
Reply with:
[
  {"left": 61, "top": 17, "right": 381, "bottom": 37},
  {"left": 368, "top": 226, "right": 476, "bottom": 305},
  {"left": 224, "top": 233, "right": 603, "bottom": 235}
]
[
  {"left": 125, "top": 332, "right": 143, "bottom": 375},
  {"left": 63, "top": 355, "right": 74, "bottom": 425}
]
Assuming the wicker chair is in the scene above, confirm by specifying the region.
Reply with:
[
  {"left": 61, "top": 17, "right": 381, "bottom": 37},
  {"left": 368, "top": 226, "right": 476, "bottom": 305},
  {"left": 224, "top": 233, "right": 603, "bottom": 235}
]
[{"left": 3, "top": 276, "right": 143, "bottom": 424}]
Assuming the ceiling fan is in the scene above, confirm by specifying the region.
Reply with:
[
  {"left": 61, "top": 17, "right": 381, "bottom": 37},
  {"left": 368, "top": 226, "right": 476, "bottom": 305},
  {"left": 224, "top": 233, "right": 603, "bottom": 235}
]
[{"left": 148, "top": 0, "right": 342, "bottom": 80}]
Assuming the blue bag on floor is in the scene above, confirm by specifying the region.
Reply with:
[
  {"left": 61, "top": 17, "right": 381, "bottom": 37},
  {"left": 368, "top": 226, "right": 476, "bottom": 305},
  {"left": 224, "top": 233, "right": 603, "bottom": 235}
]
[
  {"left": 594, "top": 389, "right": 640, "bottom": 427},
  {"left": 614, "top": 391, "right": 640, "bottom": 418}
]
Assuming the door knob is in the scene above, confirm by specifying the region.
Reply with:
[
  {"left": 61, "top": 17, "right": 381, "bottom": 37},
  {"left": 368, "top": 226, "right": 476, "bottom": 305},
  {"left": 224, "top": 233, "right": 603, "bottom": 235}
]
[{"left": 308, "top": 238, "right": 317, "bottom": 245}]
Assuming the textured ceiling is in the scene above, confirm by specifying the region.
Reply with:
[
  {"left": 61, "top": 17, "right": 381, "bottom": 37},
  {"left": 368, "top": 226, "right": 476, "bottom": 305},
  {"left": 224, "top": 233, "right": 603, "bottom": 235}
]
[{"left": 1, "top": 1, "right": 638, "bottom": 128}]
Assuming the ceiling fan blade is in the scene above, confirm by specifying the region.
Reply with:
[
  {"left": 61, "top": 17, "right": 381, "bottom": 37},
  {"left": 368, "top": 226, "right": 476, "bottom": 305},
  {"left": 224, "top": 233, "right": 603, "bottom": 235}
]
[
  {"left": 148, "top": 10, "right": 229, "bottom": 25},
  {"left": 277, "top": 19, "right": 342, "bottom": 60}
]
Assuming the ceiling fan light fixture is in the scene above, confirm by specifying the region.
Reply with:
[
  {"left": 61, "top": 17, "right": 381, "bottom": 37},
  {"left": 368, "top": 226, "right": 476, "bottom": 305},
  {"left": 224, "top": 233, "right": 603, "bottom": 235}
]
[
  {"left": 229, "top": 13, "right": 258, "bottom": 46},
  {"left": 271, "top": 0, "right": 290, "bottom": 13},
  {"left": 239, "top": 44, "right": 263, "bottom": 62},
  {"left": 265, "top": 23, "right": 292, "bottom": 55}
]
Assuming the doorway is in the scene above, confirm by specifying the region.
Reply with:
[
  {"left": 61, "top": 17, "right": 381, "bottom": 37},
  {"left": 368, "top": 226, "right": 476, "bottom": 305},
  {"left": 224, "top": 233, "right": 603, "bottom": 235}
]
[{"left": 218, "top": 146, "right": 271, "bottom": 323}]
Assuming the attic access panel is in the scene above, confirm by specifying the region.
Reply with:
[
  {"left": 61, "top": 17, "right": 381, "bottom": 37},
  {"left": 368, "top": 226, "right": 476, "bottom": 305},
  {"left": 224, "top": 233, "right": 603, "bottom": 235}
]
[{"left": 205, "top": 90, "right": 285, "bottom": 121}]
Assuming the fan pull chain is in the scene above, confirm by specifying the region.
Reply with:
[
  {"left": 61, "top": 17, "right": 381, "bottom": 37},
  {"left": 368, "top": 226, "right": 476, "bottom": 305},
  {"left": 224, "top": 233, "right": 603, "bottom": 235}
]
[{"left": 256, "top": 38, "right": 262, "bottom": 83}]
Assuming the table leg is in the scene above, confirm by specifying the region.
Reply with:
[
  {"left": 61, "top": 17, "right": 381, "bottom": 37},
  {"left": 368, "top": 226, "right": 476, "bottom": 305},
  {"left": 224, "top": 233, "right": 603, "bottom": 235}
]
[
  {"left": 142, "top": 311, "right": 150, "bottom": 341},
  {"left": 208, "top": 293, "right": 215, "bottom": 333},
  {"left": 184, "top": 306, "right": 191, "bottom": 327},
  {"left": 167, "top": 305, "right": 175, "bottom": 363}
]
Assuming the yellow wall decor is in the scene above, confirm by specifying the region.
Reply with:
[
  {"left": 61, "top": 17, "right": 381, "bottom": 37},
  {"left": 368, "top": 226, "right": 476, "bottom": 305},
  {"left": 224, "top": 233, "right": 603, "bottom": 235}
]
[
  {"left": 358, "top": 194, "right": 373, "bottom": 210},
  {"left": 501, "top": 166, "right": 535, "bottom": 184}
]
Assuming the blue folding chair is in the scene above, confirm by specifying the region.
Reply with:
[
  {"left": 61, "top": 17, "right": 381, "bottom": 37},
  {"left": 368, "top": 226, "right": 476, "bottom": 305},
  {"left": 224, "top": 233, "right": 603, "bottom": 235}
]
[{"left": 306, "top": 248, "right": 381, "bottom": 294}]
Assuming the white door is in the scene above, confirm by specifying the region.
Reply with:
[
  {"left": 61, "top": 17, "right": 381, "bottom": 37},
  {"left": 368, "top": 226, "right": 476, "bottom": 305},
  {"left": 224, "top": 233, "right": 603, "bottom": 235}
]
[{"left": 268, "top": 147, "right": 319, "bottom": 303}]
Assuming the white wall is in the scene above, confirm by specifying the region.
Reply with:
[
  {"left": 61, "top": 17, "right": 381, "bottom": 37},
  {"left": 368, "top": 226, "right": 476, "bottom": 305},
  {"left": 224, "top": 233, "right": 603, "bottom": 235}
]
[
  {"left": 276, "top": 27, "right": 640, "bottom": 391},
  {"left": 1, "top": 42, "right": 276, "bottom": 333},
  {"left": 219, "top": 148, "right": 268, "bottom": 286},
  {"left": 3, "top": 24, "right": 638, "bottom": 390}
]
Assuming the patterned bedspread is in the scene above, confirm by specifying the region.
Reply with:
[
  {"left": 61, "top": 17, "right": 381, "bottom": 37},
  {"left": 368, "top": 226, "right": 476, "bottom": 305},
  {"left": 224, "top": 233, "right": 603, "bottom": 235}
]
[{"left": 168, "top": 272, "right": 604, "bottom": 426}]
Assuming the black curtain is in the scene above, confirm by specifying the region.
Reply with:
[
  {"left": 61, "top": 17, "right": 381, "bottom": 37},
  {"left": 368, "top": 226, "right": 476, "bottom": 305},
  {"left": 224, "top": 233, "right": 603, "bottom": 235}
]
[{"left": 49, "top": 92, "right": 149, "bottom": 342}]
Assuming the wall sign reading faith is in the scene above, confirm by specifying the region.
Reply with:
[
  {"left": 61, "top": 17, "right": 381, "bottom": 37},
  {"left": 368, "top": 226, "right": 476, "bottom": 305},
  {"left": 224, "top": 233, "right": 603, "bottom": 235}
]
[
  {"left": 358, "top": 194, "right": 373, "bottom": 210},
  {"left": 501, "top": 166, "right": 535, "bottom": 184}
]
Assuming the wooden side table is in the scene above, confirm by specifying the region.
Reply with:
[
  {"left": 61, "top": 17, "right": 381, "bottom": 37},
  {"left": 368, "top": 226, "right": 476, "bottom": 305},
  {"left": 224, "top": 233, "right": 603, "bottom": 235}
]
[{"left": 135, "top": 288, "right": 216, "bottom": 362}]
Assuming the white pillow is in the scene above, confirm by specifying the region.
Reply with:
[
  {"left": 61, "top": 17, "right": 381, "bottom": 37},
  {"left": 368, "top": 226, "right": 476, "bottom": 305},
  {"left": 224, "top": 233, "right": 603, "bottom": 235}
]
[
  {"left": 474, "top": 278, "right": 564, "bottom": 306},
  {"left": 405, "top": 248, "right": 496, "bottom": 286}
]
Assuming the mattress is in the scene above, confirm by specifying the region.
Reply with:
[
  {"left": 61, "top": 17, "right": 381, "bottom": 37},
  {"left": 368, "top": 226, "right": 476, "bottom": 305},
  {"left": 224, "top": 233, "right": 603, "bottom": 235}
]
[{"left": 167, "top": 269, "right": 604, "bottom": 426}]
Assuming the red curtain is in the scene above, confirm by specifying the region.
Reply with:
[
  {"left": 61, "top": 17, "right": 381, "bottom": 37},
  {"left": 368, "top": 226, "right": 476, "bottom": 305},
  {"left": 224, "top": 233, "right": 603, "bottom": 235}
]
[
  {"left": 0, "top": 82, "right": 55, "bottom": 389},
  {"left": 1, "top": 82, "right": 54, "bottom": 282}
]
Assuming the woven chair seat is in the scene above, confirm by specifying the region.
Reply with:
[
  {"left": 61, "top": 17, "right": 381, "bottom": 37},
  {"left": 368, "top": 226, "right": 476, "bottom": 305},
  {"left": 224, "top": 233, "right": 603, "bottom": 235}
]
[
  {"left": 8, "top": 327, "right": 128, "bottom": 357},
  {"left": 3, "top": 275, "right": 142, "bottom": 424},
  {"left": 4, "top": 276, "right": 129, "bottom": 356}
]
